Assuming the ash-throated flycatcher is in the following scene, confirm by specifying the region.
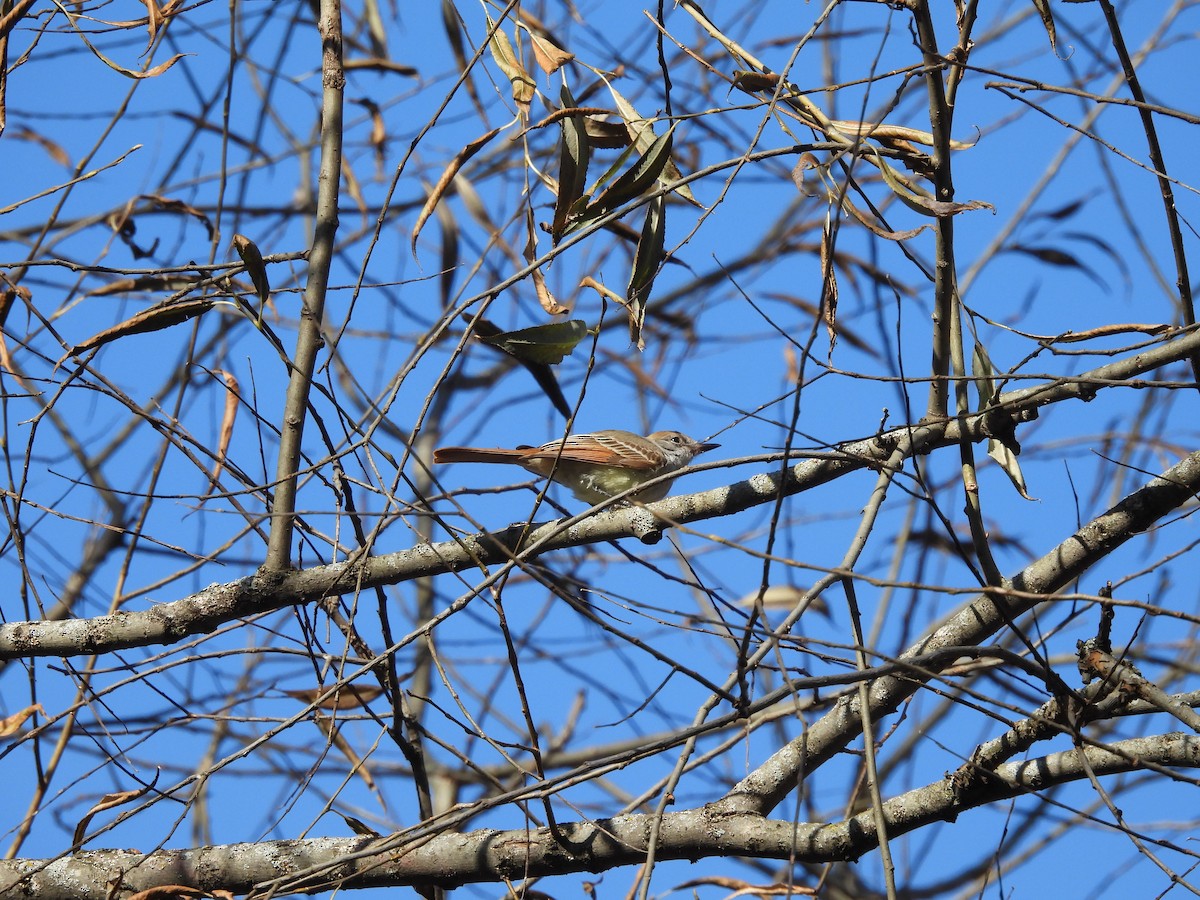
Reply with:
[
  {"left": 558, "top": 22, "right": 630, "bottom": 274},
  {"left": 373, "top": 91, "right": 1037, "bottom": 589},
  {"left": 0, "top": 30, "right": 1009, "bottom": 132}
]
[{"left": 433, "top": 429, "right": 719, "bottom": 504}]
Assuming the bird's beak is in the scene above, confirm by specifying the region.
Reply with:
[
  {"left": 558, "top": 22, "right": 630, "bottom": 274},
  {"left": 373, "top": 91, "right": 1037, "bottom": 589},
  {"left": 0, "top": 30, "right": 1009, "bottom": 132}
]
[{"left": 695, "top": 442, "right": 720, "bottom": 455}]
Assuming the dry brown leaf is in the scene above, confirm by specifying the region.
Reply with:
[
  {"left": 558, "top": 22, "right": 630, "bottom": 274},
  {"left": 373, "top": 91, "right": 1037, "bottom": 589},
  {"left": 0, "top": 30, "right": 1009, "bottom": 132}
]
[
  {"left": 88, "top": 39, "right": 188, "bottom": 79},
  {"left": 579, "top": 275, "right": 623, "bottom": 305},
  {"left": 527, "top": 31, "right": 573, "bottom": 75},
  {"left": 86, "top": 275, "right": 200, "bottom": 298},
  {"left": 141, "top": 193, "right": 215, "bottom": 238},
  {"left": 819, "top": 223, "right": 838, "bottom": 355},
  {"left": 1055, "top": 323, "right": 1173, "bottom": 342},
  {"left": 341, "top": 156, "right": 366, "bottom": 213},
  {"left": 783, "top": 343, "right": 798, "bottom": 383},
  {"left": 411, "top": 124, "right": 506, "bottom": 257},
  {"left": 532, "top": 270, "right": 568, "bottom": 315},
  {"left": 871, "top": 146, "right": 993, "bottom": 218},
  {"left": 205, "top": 369, "right": 239, "bottom": 493},
  {"left": 141, "top": 0, "right": 163, "bottom": 43},
  {"left": 524, "top": 206, "right": 568, "bottom": 315},
  {"left": 10, "top": 126, "right": 70, "bottom": 166},
  {"left": 0, "top": 703, "right": 44, "bottom": 737},
  {"left": 73, "top": 779, "right": 156, "bottom": 847},
  {"left": 827, "top": 118, "right": 976, "bottom": 150},
  {"left": 69, "top": 297, "right": 216, "bottom": 356},
  {"left": 486, "top": 14, "right": 534, "bottom": 117},
  {"left": 127, "top": 886, "right": 208, "bottom": 900}
]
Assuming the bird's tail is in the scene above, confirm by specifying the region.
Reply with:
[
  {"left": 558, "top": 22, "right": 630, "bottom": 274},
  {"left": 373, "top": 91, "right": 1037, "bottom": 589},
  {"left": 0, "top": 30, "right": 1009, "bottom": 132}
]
[{"left": 432, "top": 446, "right": 531, "bottom": 465}]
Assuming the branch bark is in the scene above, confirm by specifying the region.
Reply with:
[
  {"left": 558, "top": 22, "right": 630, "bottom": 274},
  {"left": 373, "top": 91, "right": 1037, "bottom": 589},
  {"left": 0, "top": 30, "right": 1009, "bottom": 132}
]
[{"left": 2, "top": 734, "right": 1195, "bottom": 898}]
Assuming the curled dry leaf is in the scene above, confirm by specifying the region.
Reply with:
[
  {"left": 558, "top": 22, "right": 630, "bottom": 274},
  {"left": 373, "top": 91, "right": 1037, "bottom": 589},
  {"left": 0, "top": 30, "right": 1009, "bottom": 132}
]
[
  {"left": 524, "top": 205, "right": 569, "bottom": 315},
  {"left": 871, "top": 146, "right": 994, "bottom": 218},
  {"left": 527, "top": 30, "right": 573, "bottom": 74},
  {"left": 1055, "top": 323, "right": 1173, "bottom": 342},
  {"left": 826, "top": 118, "right": 977, "bottom": 150},
  {"left": 72, "top": 777, "right": 157, "bottom": 847},
  {"left": 533, "top": 270, "right": 568, "bottom": 315},
  {"left": 1032, "top": 0, "right": 1058, "bottom": 54},
  {"left": 9, "top": 126, "right": 70, "bottom": 167},
  {"left": 486, "top": 13, "right": 535, "bottom": 116},
  {"left": 411, "top": 124, "right": 506, "bottom": 257},
  {"left": 204, "top": 369, "right": 240, "bottom": 494},
  {"left": 0, "top": 703, "right": 44, "bottom": 737},
  {"left": 69, "top": 297, "right": 217, "bottom": 356},
  {"left": 988, "top": 436, "right": 1035, "bottom": 500},
  {"left": 78, "top": 33, "right": 188, "bottom": 80},
  {"left": 141, "top": 193, "right": 215, "bottom": 239},
  {"left": 579, "top": 275, "right": 623, "bottom": 306},
  {"left": 86, "top": 275, "right": 203, "bottom": 298},
  {"left": 819, "top": 222, "right": 838, "bottom": 355},
  {"left": 792, "top": 155, "right": 931, "bottom": 243},
  {"left": 126, "top": 886, "right": 210, "bottom": 900}
]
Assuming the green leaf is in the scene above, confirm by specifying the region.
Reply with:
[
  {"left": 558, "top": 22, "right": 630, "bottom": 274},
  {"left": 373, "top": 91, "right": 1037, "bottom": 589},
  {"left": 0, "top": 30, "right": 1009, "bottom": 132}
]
[
  {"left": 476, "top": 319, "right": 590, "bottom": 365},
  {"left": 607, "top": 83, "right": 697, "bottom": 205},
  {"left": 576, "top": 123, "right": 675, "bottom": 227},
  {"left": 971, "top": 340, "right": 996, "bottom": 410},
  {"left": 625, "top": 195, "right": 666, "bottom": 350},
  {"left": 551, "top": 84, "right": 592, "bottom": 242}
]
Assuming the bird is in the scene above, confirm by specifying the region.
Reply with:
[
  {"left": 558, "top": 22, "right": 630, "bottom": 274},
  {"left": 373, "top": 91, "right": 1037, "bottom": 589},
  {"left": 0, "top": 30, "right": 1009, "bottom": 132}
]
[{"left": 433, "top": 429, "right": 720, "bottom": 504}]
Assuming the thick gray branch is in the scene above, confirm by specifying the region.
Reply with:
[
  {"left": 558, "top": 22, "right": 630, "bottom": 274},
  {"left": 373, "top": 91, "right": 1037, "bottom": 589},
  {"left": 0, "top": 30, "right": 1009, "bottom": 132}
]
[
  {"left": 2, "top": 734, "right": 1194, "bottom": 898},
  {"left": 719, "top": 447, "right": 1200, "bottom": 814}
]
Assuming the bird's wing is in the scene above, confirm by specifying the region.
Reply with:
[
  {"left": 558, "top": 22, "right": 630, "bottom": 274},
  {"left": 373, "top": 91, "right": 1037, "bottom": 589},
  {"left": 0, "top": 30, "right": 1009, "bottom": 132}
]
[{"left": 523, "top": 431, "right": 661, "bottom": 470}]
